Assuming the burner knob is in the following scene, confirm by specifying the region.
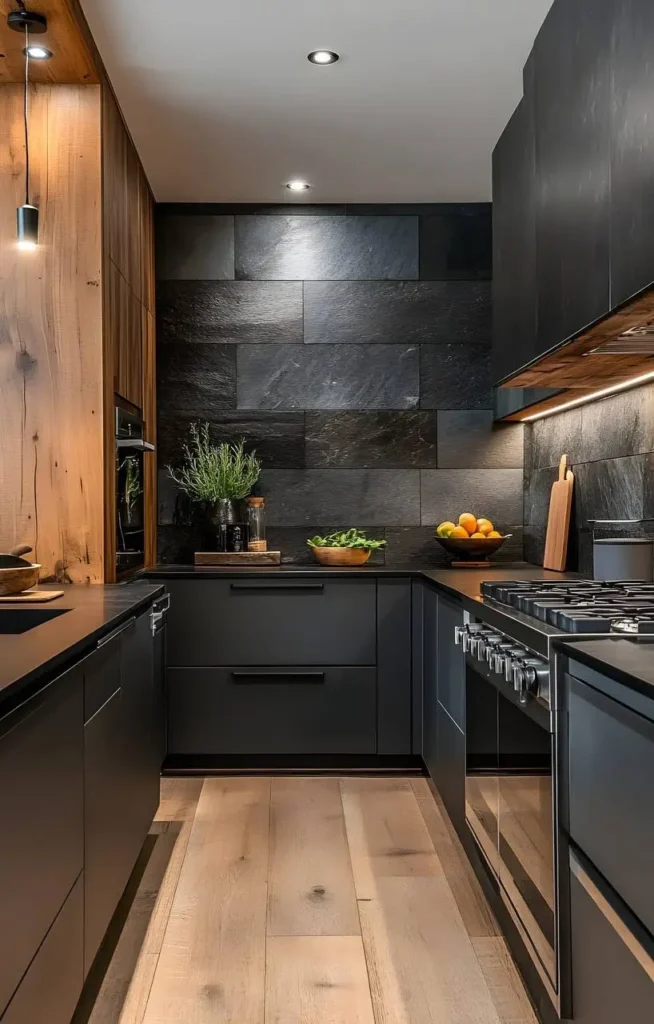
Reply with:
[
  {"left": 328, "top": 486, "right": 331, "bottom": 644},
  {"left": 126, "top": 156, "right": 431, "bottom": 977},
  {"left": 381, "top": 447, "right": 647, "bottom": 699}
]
[
  {"left": 512, "top": 657, "right": 541, "bottom": 693},
  {"left": 480, "top": 634, "right": 502, "bottom": 662},
  {"left": 523, "top": 661, "right": 549, "bottom": 699},
  {"left": 505, "top": 649, "right": 527, "bottom": 683},
  {"left": 491, "top": 643, "right": 514, "bottom": 673}
]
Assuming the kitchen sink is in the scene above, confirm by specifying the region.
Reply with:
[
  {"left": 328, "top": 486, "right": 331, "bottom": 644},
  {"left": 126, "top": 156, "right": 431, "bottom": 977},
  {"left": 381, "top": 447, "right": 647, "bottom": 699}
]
[{"left": 0, "top": 608, "right": 70, "bottom": 634}]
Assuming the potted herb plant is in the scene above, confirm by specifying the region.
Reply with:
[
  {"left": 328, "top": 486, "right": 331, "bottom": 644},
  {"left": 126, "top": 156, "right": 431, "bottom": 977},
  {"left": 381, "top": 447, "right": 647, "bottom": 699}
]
[
  {"left": 307, "top": 528, "right": 387, "bottom": 566},
  {"left": 167, "top": 423, "right": 261, "bottom": 533}
]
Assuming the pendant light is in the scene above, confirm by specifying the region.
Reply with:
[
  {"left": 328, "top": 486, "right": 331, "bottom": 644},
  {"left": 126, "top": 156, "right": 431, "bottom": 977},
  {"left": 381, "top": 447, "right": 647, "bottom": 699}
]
[{"left": 8, "top": 8, "right": 49, "bottom": 251}]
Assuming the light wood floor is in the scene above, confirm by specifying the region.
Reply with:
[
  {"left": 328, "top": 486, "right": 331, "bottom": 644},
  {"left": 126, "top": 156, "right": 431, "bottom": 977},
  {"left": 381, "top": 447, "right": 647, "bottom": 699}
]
[{"left": 78, "top": 776, "right": 538, "bottom": 1024}]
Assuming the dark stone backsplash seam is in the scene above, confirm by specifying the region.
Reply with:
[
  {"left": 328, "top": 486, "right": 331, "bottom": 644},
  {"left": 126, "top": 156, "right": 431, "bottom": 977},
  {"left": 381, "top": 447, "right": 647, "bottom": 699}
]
[{"left": 156, "top": 203, "right": 524, "bottom": 565}]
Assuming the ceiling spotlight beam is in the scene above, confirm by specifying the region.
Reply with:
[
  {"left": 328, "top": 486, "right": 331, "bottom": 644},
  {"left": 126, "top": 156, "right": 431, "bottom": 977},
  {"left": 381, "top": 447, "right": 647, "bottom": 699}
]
[{"left": 308, "top": 50, "right": 339, "bottom": 65}]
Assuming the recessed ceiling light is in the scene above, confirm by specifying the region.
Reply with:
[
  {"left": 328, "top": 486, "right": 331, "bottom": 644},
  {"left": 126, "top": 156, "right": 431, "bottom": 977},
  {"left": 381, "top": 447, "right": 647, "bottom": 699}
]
[
  {"left": 24, "top": 45, "right": 53, "bottom": 60},
  {"left": 308, "top": 50, "right": 339, "bottom": 65},
  {"left": 286, "top": 180, "right": 311, "bottom": 191}
]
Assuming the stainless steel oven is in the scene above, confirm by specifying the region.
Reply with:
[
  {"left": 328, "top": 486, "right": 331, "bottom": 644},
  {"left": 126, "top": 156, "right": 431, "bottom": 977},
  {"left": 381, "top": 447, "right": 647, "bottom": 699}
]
[
  {"left": 115, "top": 401, "right": 154, "bottom": 577},
  {"left": 458, "top": 622, "right": 564, "bottom": 1013}
]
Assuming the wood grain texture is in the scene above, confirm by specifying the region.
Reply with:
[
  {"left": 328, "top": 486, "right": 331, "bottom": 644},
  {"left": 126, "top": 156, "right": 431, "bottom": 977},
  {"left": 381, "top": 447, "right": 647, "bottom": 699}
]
[
  {"left": 0, "top": 83, "right": 104, "bottom": 582},
  {"left": 142, "top": 778, "right": 270, "bottom": 1024},
  {"left": 543, "top": 455, "right": 574, "bottom": 571},
  {"left": 267, "top": 778, "right": 360, "bottom": 936},
  {"left": 340, "top": 777, "right": 441, "bottom": 900},
  {"left": 265, "top": 936, "right": 375, "bottom": 1024},
  {"left": 0, "top": 0, "right": 98, "bottom": 84},
  {"left": 358, "top": 877, "right": 502, "bottom": 1024},
  {"left": 471, "top": 937, "right": 538, "bottom": 1024},
  {"left": 194, "top": 551, "right": 281, "bottom": 566}
]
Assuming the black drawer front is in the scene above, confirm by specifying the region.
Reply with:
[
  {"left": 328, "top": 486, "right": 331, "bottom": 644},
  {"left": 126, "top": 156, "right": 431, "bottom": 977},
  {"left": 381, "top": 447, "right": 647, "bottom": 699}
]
[
  {"left": 167, "top": 666, "right": 377, "bottom": 755},
  {"left": 84, "top": 634, "right": 121, "bottom": 721},
  {"left": 0, "top": 875, "right": 83, "bottom": 1024},
  {"left": 567, "top": 674, "right": 654, "bottom": 934},
  {"left": 570, "top": 856, "right": 654, "bottom": 1024},
  {"left": 0, "top": 669, "right": 84, "bottom": 1015},
  {"left": 166, "top": 579, "right": 376, "bottom": 666}
]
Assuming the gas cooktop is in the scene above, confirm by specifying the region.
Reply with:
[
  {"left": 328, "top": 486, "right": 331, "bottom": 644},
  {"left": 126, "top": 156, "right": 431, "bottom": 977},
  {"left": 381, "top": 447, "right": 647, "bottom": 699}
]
[{"left": 481, "top": 579, "right": 654, "bottom": 635}]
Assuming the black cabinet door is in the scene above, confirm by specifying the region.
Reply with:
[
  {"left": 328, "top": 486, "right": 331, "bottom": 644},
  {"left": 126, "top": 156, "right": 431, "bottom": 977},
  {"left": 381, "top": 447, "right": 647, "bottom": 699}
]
[
  {"left": 436, "top": 596, "right": 465, "bottom": 730},
  {"left": 377, "top": 579, "right": 412, "bottom": 755},
  {"left": 1, "top": 876, "right": 83, "bottom": 1024},
  {"left": 167, "top": 666, "right": 377, "bottom": 755},
  {"left": 534, "top": 0, "right": 611, "bottom": 354},
  {"left": 492, "top": 87, "right": 538, "bottom": 384},
  {"left": 422, "top": 586, "right": 439, "bottom": 782},
  {"left": 153, "top": 622, "right": 167, "bottom": 764},
  {"left": 166, "top": 579, "right": 377, "bottom": 667},
  {"left": 569, "top": 853, "right": 654, "bottom": 1023},
  {"left": 0, "top": 667, "right": 83, "bottom": 1015},
  {"left": 610, "top": 0, "right": 654, "bottom": 306},
  {"left": 436, "top": 701, "right": 466, "bottom": 835}
]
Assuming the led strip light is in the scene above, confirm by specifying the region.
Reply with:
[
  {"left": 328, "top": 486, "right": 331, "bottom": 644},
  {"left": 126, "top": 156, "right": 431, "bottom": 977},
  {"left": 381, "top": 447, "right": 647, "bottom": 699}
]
[{"left": 520, "top": 368, "right": 654, "bottom": 422}]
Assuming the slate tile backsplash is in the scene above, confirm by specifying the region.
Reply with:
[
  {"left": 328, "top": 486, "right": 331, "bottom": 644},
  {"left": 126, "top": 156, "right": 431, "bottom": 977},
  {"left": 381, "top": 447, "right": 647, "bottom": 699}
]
[
  {"left": 157, "top": 203, "right": 524, "bottom": 565},
  {"left": 524, "top": 382, "right": 654, "bottom": 573}
]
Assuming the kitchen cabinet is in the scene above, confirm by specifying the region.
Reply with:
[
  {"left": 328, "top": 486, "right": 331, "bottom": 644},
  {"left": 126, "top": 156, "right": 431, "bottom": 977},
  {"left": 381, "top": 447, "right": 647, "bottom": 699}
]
[
  {"left": 492, "top": 88, "right": 537, "bottom": 384},
  {"left": 534, "top": 0, "right": 611, "bottom": 355},
  {"left": 436, "top": 595, "right": 465, "bottom": 730},
  {"left": 0, "top": 664, "right": 84, "bottom": 1017},
  {"left": 422, "top": 585, "right": 439, "bottom": 781},
  {"left": 610, "top": 0, "right": 654, "bottom": 307},
  {"left": 569, "top": 852, "right": 654, "bottom": 1023},
  {"left": 377, "top": 579, "right": 412, "bottom": 755},
  {"left": 436, "top": 702, "right": 466, "bottom": 835}
]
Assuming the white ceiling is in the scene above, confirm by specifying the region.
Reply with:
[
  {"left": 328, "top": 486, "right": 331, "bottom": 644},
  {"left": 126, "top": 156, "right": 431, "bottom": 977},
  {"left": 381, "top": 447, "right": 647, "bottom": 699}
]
[{"left": 81, "top": 0, "right": 552, "bottom": 204}]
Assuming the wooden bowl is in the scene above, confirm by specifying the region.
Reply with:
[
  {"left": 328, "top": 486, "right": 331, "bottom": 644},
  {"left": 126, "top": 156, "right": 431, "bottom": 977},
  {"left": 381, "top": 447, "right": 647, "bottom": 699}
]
[
  {"left": 435, "top": 535, "right": 510, "bottom": 562},
  {"left": 310, "top": 547, "right": 371, "bottom": 567},
  {"left": 0, "top": 564, "right": 41, "bottom": 596}
]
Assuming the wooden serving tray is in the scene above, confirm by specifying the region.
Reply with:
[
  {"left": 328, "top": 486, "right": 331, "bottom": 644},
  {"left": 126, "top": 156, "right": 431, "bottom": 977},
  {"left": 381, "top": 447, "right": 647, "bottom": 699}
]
[
  {"left": 194, "top": 551, "right": 281, "bottom": 566},
  {"left": 0, "top": 589, "right": 65, "bottom": 602}
]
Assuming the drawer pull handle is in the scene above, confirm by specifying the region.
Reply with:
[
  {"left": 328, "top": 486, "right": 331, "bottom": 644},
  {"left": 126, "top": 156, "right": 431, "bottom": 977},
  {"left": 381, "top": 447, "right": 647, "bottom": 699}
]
[
  {"left": 229, "top": 583, "right": 324, "bottom": 592},
  {"left": 231, "top": 671, "right": 325, "bottom": 683}
]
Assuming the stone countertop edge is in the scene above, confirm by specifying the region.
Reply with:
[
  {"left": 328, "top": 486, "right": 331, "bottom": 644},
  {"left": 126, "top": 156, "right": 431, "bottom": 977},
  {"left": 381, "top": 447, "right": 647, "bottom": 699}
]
[
  {"left": 0, "top": 582, "right": 165, "bottom": 714},
  {"left": 555, "top": 637, "right": 654, "bottom": 703}
]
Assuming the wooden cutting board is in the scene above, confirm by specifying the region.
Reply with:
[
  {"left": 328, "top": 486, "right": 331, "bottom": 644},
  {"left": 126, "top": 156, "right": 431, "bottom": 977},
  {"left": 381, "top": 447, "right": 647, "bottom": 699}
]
[
  {"left": 0, "top": 589, "right": 64, "bottom": 602},
  {"left": 543, "top": 454, "right": 574, "bottom": 571}
]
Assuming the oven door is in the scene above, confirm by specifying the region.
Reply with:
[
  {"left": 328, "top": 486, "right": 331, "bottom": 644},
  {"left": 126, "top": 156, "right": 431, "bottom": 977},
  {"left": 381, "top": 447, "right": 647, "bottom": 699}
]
[
  {"left": 465, "top": 649, "right": 557, "bottom": 991},
  {"left": 116, "top": 446, "right": 145, "bottom": 574}
]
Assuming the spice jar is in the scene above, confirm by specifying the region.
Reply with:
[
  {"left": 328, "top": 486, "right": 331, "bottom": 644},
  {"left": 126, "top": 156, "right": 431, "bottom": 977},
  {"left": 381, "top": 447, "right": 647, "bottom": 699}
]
[{"left": 247, "top": 497, "right": 267, "bottom": 551}]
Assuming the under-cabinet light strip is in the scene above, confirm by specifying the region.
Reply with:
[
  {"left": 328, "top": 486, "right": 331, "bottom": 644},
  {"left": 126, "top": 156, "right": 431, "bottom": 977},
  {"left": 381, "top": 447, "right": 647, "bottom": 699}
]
[{"left": 520, "top": 368, "right": 654, "bottom": 422}]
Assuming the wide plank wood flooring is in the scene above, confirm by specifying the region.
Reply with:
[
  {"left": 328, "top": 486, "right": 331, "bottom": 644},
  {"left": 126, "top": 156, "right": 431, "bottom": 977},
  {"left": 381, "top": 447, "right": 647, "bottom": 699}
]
[{"left": 78, "top": 776, "right": 537, "bottom": 1024}]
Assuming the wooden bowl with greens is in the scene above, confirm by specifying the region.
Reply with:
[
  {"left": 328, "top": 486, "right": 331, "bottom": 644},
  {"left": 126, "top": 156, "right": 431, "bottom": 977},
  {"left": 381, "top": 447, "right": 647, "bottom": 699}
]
[{"left": 307, "top": 529, "right": 386, "bottom": 567}]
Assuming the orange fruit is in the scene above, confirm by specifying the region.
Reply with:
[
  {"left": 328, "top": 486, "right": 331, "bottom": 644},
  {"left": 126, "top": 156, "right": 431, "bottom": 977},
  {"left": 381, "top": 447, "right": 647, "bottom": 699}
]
[
  {"left": 458, "top": 513, "right": 478, "bottom": 535},
  {"left": 449, "top": 526, "right": 470, "bottom": 539},
  {"left": 469, "top": 532, "right": 486, "bottom": 539},
  {"left": 477, "top": 518, "right": 494, "bottom": 536},
  {"left": 488, "top": 530, "right": 502, "bottom": 539}
]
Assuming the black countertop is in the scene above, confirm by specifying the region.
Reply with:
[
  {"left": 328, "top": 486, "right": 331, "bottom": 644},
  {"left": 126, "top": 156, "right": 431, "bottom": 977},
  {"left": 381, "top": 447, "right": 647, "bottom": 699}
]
[
  {"left": 0, "top": 582, "right": 164, "bottom": 712},
  {"left": 556, "top": 636, "right": 654, "bottom": 701}
]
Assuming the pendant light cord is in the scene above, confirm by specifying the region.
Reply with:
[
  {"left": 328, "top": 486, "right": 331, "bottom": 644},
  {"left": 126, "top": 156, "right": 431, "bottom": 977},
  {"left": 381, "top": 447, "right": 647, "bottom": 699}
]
[{"left": 24, "top": 26, "right": 30, "bottom": 206}]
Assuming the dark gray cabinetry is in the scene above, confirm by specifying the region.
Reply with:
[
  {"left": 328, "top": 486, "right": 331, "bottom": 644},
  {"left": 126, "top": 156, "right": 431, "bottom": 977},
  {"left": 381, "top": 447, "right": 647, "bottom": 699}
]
[
  {"left": 84, "top": 610, "right": 160, "bottom": 973},
  {"left": 610, "top": 0, "right": 654, "bottom": 306},
  {"left": 168, "top": 667, "right": 377, "bottom": 755},
  {"left": 422, "top": 585, "right": 438, "bottom": 781},
  {"left": 534, "top": 0, "right": 611, "bottom": 355},
  {"left": 569, "top": 854, "right": 654, "bottom": 1023},
  {"left": 492, "top": 90, "right": 537, "bottom": 384},
  {"left": 377, "top": 579, "right": 412, "bottom": 755},
  {"left": 436, "top": 704, "right": 466, "bottom": 834},
  {"left": 0, "top": 877, "right": 84, "bottom": 1024},
  {"left": 436, "top": 596, "right": 465, "bottom": 730},
  {"left": 0, "top": 665, "right": 84, "bottom": 1017},
  {"left": 566, "top": 668, "right": 654, "bottom": 936},
  {"left": 166, "top": 579, "right": 376, "bottom": 667}
]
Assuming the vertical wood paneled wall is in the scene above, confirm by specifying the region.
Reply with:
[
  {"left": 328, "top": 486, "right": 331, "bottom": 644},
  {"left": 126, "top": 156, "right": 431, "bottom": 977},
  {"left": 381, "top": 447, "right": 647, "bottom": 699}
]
[
  {"left": 0, "top": 84, "right": 104, "bottom": 583},
  {"left": 102, "top": 86, "right": 156, "bottom": 580}
]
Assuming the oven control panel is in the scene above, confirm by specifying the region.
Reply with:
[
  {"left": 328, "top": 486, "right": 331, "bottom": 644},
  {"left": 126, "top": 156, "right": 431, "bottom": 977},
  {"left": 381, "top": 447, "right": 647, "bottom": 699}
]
[{"left": 455, "top": 623, "right": 549, "bottom": 705}]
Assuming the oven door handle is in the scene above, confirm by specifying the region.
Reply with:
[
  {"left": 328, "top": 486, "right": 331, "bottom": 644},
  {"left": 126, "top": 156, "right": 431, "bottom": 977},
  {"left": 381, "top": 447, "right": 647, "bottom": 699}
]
[{"left": 117, "top": 438, "right": 155, "bottom": 451}]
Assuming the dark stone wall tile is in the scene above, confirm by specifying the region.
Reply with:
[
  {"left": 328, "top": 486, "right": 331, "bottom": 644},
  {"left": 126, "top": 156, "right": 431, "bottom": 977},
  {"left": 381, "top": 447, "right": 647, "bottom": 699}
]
[
  {"left": 574, "top": 455, "right": 647, "bottom": 525},
  {"left": 529, "top": 407, "right": 584, "bottom": 469},
  {"left": 304, "top": 281, "right": 490, "bottom": 345},
  {"left": 156, "top": 215, "right": 234, "bottom": 280},
  {"left": 159, "top": 203, "right": 346, "bottom": 217},
  {"left": 259, "top": 469, "right": 420, "bottom": 526},
  {"left": 305, "top": 412, "right": 436, "bottom": 468},
  {"left": 158, "top": 411, "right": 305, "bottom": 469},
  {"left": 346, "top": 203, "right": 489, "bottom": 217},
  {"left": 237, "top": 345, "right": 419, "bottom": 410},
  {"left": 420, "top": 344, "right": 492, "bottom": 410},
  {"left": 420, "top": 469, "right": 523, "bottom": 528},
  {"left": 157, "top": 281, "right": 303, "bottom": 344},
  {"left": 266, "top": 526, "right": 386, "bottom": 565},
  {"left": 578, "top": 385, "right": 654, "bottom": 463},
  {"left": 157, "top": 343, "right": 236, "bottom": 416},
  {"left": 234, "top": 216, "right": 418, "bottom": 280},
  {"left": 437, "top": 412, "right": 523, "bottom": 469},
  {"left": 420, "top": 207, "right": 492, "bottom": 280}
]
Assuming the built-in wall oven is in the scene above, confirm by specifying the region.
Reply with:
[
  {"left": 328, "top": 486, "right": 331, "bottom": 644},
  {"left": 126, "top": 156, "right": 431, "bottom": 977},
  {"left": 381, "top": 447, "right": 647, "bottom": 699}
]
[
  {"left": 115, "top": 401, "right": 154, "bottom": 578},
  {"left": 457, "top": 622, "right": 565, "bottom": 1015}
]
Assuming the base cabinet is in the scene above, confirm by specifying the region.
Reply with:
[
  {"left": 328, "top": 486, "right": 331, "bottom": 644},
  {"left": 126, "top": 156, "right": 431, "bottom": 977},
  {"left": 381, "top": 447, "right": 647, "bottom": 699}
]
[{"left": 436, "top": 703, "right": 466, "bottom": 834}]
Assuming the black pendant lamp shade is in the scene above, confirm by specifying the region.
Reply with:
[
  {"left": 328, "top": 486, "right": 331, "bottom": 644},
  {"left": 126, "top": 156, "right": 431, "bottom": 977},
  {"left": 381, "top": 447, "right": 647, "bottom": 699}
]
[{"left": 8, "top": 8, "right": 49, "bottom": 251}]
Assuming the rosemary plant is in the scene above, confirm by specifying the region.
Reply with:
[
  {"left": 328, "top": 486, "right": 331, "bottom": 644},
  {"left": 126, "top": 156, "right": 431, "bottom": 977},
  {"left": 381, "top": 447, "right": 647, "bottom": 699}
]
[{"left": 166, "top": 423, "right": 261, "bottom": 503}]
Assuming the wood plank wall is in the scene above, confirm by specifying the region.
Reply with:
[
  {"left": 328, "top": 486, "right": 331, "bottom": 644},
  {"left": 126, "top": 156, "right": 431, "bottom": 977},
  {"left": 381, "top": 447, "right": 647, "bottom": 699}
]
[
  {"left": 102, "top": 85, "right": 156, "bottom": 580},
  {"left": 0, "top": 84, "right": 104, "bottom": 582}
]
